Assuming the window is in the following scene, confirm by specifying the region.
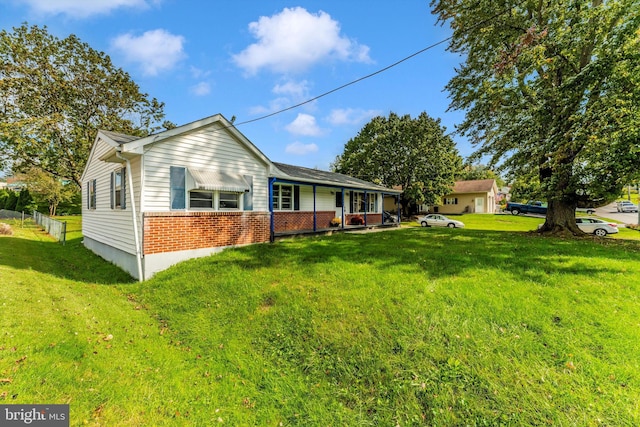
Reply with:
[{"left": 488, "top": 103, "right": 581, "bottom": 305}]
[
  {"left": 189, "top": 191, "right": 213, "bottom": 209},
  {"left": 219, "top": 192, "right": 239, "bottom": 209},
  {"left": 368, "top": 193, "right": 378, "bottom": 213},
  {"left": 87, "top": 179, "right": 96, "bottom": 209},
  {"left": 350, "top": 192, "right": 377, "bottom": 213},
  {"left": 188, "top": 191, "right": 240, "bottom": 210},
  {"left": 444, "top": 197, "right": 458, "bottom": 205},
  {"left": 170, "top": 166, "right": 186, "bottom": 210},
  {"left": 111, "top": 167, "right": 126, "bottom": 209},
  {"left": 335, "top": 191, "right": 343, "bottom": 208},
  {"left": 243, "top": 175, "right": 253, "bottom": 211},
  {"left": 273, "top": 184, "right": 294, "bottom": 210}
]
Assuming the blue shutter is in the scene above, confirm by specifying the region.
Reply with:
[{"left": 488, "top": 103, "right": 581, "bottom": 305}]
[
  {"left": 110, "top": 172, "right": 114, "bottom": 209},
  {"left": 121, "top": 167, "right": 127, "bottom": 209},
  {"left": 170, "top": 166, "right": 186, "bottom": 210},
  {"left": 293, "top": 185, "right": 300, "bottom": 211}
]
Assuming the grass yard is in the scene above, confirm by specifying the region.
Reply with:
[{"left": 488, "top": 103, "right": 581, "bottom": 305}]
[{"left": 1, "top": 215, "right": 639, "bottom": 425}]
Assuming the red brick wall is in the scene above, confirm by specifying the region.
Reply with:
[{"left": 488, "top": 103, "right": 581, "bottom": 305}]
[
  {"left": 143, "top": 211, "right": 270, "bottom": 255},
  {"left": 273, "top": 211, "right": 336, "bottom": 232}
]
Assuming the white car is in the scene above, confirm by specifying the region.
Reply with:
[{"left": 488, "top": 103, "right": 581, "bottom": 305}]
[
  {"left": 576, "top": 218, "right": 619, "bottom": 236},
  {"left": 418, "top": 214, "right": 465, "bottom": 228},
  {"left": 616, "top": 201, "right": 638, "bottom": 212}
]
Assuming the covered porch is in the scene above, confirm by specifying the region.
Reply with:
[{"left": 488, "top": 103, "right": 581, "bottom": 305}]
[{"left": 268, "top": 163, "right": 401, "bottom": 240}]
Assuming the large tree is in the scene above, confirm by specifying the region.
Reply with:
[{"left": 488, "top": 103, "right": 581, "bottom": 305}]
[
  {"left": 332, "top": 112, "right": 462, "bottom": 215},
  {"left": 431, "top": 0, "right": 640, "bottom": 234},
  {"left": 0, "top": 24, "right": 172, "bottom": 188}
]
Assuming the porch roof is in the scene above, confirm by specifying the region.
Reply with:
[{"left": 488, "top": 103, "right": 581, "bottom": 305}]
[{"left": 272, "top": 162, "right": 401, "bottom": 194}]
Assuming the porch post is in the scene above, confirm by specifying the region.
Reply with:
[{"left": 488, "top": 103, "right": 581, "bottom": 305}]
[
  {"left": 269, "top": 177, "right": 275, "bottom": 242},
  {"left": 364, "top": 191, "right": 368, "bottom": 226},
  {"left": 313, "top": 184, "right": 317, "bottom": 232},
  {"left": 341, "top": 188, "right": 345, "bottom": 229}
]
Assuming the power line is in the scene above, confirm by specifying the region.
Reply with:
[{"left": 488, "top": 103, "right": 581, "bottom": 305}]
[
  {"left": 232, "top": 1, "right": 526, "bottom": 129},
  {"left": 233, "top": 37, "right": 453, "bottom": 127}
]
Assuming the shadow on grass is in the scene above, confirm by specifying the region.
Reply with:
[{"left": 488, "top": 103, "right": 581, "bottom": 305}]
[
  {"left": 0, "top": 234, "right": 135, "bottom": 284},
  {"left": 169, "top": 227, "right": 640, "bottom": 284}
]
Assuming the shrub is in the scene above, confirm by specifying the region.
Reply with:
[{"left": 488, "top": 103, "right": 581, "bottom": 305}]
[{"left": 0, "top": 223, "right": 13, "bottom": 235}]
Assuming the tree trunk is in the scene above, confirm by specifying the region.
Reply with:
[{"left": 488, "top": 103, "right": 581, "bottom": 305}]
[{"left": 539, "top": 199, "right": 583, "bottom": 235}]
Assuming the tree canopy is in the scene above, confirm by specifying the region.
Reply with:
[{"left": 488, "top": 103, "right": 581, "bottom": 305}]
[
  {"left": 332, "top": 112, "right": 462, "bottom": 214},
  {"left": 431, "top": 0, "right": 640, "bottom": 233},
  {"left": 0, "top": 24, "right": 173, "bottom": 188}
]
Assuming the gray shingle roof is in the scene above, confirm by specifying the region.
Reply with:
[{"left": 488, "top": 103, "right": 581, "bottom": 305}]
[
  {"left": 100, "top": 130, "right": 140, "bottom": 145},
  {"left": 452, "top": 179, "right": 496, "bottom": 193},
  {"left": 273, "top": 162, "right": 399, "bottom": 193}
]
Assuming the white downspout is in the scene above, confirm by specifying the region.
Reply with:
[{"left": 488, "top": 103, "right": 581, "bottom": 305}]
[{"left": 116, "top": 151, "right": 144, "bottom": 282}]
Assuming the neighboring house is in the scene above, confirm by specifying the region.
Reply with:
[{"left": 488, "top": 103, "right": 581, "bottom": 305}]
[
  {"left": 81, "top": 114, "right": 400, "bottom": 281},
  {"left": 430, "top": 179, "right": 499, "bottom": 214}
]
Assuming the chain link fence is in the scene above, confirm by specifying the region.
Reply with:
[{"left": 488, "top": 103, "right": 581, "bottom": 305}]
[{"left": 32, "top": 211, "right": 67, "bottom": 244}]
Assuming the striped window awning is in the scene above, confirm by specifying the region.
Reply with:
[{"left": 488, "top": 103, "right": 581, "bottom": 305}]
[{"left": 189, "top": 169, "right": 250, "bottom": 192}]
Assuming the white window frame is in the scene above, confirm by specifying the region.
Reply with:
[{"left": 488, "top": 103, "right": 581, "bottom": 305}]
[
  {"left": 219, "top": 192, "right": 240, "bottom": 210},
  {"left": 87, "top": 179, "right": 96, "bottom": 210},
  {"left": 188, "top": 190, "right": 242, "bottom": 211},
  {"left": 444, "top": 197, "right": 458, "bottom": 205},
  {"left": 111, "top": 167, "right": 126, "bottom": 210},
  {"left": 273, "top": 184, "right": 294, "bottom": 211}
]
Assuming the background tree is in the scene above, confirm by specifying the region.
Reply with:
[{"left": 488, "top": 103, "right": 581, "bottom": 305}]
[
  {"left": 3, "top": 191, "right": 18, "bottom": 211},
  {"left": 0, "top": 24, "right": 171, "bottom": 189},
  {"left": 431, "top": 0, "right": 640, "bottom": 234},
  {"left": 14, "top": 188, "right": 33, "bottom": 213},
  {"left": 332, "top": 112, "right": 462, "bottom": 215},
  {"left": 20, "top": 168, "right": 76, "bottom": 216}
]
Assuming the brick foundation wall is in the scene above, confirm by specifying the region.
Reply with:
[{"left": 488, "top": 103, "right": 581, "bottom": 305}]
[
  {"left": 143, "top": 211, "right": 270, "bottom": 255},
  {"left": 274, "top": 211, "right": 336, "bottom": 232}
]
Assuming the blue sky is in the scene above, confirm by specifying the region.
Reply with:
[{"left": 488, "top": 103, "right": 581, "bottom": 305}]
[{"left": 1, "top": 0, "right": 469, "bottom": 171}]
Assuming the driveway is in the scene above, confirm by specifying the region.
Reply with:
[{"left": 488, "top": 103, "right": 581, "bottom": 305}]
[{"left": 595, "top": 203, "right": 639, "bottom": 225}]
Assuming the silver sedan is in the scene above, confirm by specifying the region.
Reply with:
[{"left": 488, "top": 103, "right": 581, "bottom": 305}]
[
  {"left": 418, "top": 214, "right": 465, "bottom": 228},
  {"left": 576, "top": 218, "right": 619, "bottom": 236}
]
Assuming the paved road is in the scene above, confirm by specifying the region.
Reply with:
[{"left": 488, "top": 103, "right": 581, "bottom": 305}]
[{"left": 595, "top": 203, "right": 639, "bottom": 225}]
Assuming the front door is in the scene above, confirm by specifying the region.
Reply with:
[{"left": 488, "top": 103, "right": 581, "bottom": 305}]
[{"left": 475, "top": 197, "right": 485, "bottom": 213}]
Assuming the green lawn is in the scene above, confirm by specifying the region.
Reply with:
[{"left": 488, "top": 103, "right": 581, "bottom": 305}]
[{"left": 1, "top": 215, "right": 639, "bottom": 425}]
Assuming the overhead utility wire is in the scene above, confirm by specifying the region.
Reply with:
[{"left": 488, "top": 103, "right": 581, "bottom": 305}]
[{"left": 230, "top": 1, "right": 527, "bottom": 130}]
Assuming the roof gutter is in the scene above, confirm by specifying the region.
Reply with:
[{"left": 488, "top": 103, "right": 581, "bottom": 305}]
[{"left": 116, "top": 150, "right": 144, "bottom": 282}]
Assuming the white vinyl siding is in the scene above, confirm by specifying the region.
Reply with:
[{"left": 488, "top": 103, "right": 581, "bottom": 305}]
[
  {"left": 298, "top": 186, "right": 335, "bottom": 211},
  {"left": 82, "top": 139, "right": 141, "bottom": 255},
  {"left": 142, "top": 123, "right": 269, "bottom": 212}
]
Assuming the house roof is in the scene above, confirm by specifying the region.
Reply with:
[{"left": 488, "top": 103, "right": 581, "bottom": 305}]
[
  {"left": 452, "top": 179, "right": 497, "bottom": 194},
  {"left": 84, "top": 113, "right": 399, "bottom": 194},
  {"left": 273, "top": 162, "right": 401, "bottom": 193}
]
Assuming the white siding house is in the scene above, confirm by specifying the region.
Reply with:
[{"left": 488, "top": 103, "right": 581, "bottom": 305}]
[{"left": 81, "top": 114, "right": 400, "bottom": 280}]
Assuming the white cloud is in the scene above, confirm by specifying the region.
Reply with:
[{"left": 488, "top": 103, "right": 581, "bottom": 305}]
[
  {"left": 326, "top": 108, "right": 382, "bottom": 126},
  {"left": 190, "top": 66, "right": 211, "bottom": 79},
  {"left": 111, "top": 29, "right": 186, "bottom": 76},
  {"left": 285, "top": 114, "right": 322, "bottom": 136},
  {"left": 20, "top": 0, "right": 155, "bottom": 18},
  {"left": 190, "top": 82, "right": 211, "bottom": 96},
  {"left": 232, "top": 7, "right": 372, "bottom": 75},
  {"left": 285, "top": 141, "right": 319, "bottom": 156},
  {"left": 273, "top": 80, "right": 309, "bottom": 99}
]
